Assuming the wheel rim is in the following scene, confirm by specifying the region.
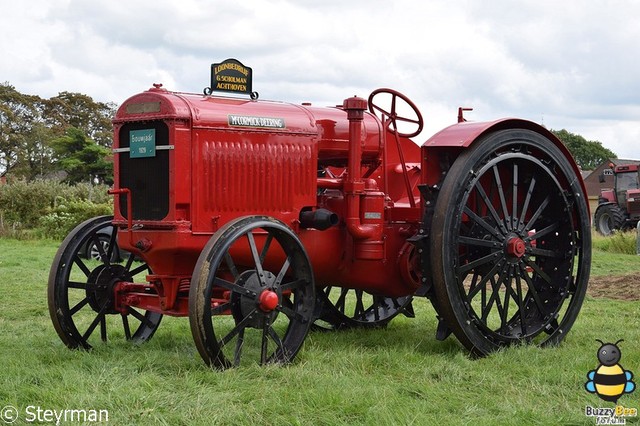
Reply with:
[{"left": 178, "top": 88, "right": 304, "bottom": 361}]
[
  {"left": 431, "top": 131, "right": 591, "bottom": 354},
  {"left": 314, "top": 287, "right": 412, "bottom": 329},
  {"left": 88, "top": 237, "right": 112, "bottom": 262},
  {"left": 190, "top": 216, "right": 315, "bottom": 368},
  {"left": 48, "top": 216, "right": 162, "bottom": 349},
  {"left": 597, "top": 212, "right": 612, "bottom": 235}
]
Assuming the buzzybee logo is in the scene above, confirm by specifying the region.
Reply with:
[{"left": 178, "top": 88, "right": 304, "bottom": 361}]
[
  {"left": 585, "top": 339, "right": 635, "bottom": 403},
  {"left": 584, "top": 339, "right": 637, "bottom": 424}
]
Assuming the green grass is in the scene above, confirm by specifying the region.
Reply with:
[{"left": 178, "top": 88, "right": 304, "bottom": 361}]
[{"left": 1, "top": 238, "right": 639, "bottom": 425}]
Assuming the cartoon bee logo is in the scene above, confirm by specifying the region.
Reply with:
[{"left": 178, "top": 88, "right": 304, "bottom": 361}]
[{"left": 585, "top": 339, "right": 636, "bottom": 403}]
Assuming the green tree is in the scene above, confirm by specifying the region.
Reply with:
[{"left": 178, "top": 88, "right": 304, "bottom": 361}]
[
  {"left": 1, "top": 83, "right": 116, "bottom": 181},
  {"left": 51, "top": 127, "right": 113, "bottom": 184},
  {"left": 44, "top": 92, "right": 116, "bottom": 147},
  {"left": 551, "top": 129, "right": 616, "bottom": 170},
  {"left": 0, "top": 83, "right": 44, "bottom": 178}
]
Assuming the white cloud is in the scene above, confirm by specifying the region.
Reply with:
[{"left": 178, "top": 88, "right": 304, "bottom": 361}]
[{"left": 1, "top": 0, "right": 639, "bottom": 158}]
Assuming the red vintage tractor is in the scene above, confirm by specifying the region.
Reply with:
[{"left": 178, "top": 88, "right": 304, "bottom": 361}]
[
  {"left": 594, "top": 163, "right": 640, "bottom": 235},
  {"left": 48, "top": 81, "right": 591, "bottom": 368}
]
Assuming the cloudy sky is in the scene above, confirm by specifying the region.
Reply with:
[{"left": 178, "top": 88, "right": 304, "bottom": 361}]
[{"left": 2, "top": 0, "right": 639, "bottom": 159}]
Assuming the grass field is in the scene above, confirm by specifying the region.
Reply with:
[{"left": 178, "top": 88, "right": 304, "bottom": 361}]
[{"left": 1, "top": 238, "right": 639, "bottom": 425}]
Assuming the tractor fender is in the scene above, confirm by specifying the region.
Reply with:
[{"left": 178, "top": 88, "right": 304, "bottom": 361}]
[
  {"left": 595, "top": 201, "right": 617, "bottom": 209},
  {"left": 421, "top": 118, "right": 588, "bottom": 209}
]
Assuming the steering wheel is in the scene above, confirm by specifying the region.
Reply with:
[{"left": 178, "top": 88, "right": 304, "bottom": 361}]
[{"left": 368, "top": 88, "right": 424, "bottom": 138}]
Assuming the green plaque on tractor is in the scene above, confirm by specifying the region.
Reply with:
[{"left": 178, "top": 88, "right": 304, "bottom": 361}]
[{"left": 130, "top": 129, "right": 156, "bottom": 158}]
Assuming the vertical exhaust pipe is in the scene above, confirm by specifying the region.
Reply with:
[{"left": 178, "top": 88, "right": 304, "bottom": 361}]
[{"left": 343, "top": 96, "right": 380, "bottom": 240}]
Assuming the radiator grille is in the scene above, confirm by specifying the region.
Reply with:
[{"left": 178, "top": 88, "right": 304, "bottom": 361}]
[
  {"left": 118, "top": 122, "right": 170, "bottom": 220},
  {"left": 202, "top": 139, "right": 314, "bottom": 213}
]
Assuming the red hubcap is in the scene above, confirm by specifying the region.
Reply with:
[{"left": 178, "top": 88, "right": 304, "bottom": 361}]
[
  {"left": 506, "top": 237, "right": 526, "bottom": 258},
  {"left": 258, "top": 290, "right": 279, "bottom": 312}
]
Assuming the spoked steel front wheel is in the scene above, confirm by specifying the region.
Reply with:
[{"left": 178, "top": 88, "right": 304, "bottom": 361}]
[
  {"left": 189, "top": 216, "right": 315, "bottom": 369},
  {"left": 48, "top": 216, "right": 162, "bottom": 349}
]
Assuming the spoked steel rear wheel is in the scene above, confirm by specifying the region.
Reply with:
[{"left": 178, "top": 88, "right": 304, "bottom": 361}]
[
  {"left": 430, "top": 129, "right": 591, "bottom": 356},
  {"left": 314, "top": 287, "right": 413, "bottom": 329},
  {"left": 189, "top": 216, "right": 315, "bottom": 369},
  {"left": 48, "top": 216, "right": 162, "bottom": 349}
]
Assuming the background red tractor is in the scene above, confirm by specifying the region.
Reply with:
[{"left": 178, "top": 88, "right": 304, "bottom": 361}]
[
  {"left": 48, "top": 79, "right": 591, "bottom": 368},
  {"left": 594, "top": 163, "right": 640, "bottom": 235}
]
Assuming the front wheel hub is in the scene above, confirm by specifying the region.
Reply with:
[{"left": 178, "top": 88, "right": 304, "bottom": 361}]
[
  {"left": 86, "top": 264, "right": 130, "bottom": 314},
  {"left": 258, "top": 290, "right": 279, "bottom": 312}
]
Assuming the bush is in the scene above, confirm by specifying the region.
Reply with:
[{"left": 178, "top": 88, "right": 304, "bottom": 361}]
[
  {"left": 37, "top": 199, "right": 112, "bottom": 240},
  {"left": 592, "top": 230, "right": 638, "bottom": 255},
  {"left": 0, "top": 180, "right": 112, "bottom": 239}
]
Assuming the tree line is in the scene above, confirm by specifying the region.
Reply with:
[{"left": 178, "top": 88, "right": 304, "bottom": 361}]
[
  {"left": 0, "top": 83, "right": 618, "bottom": 184},
  {"left": 0, "top": 83, "right": 115, "bottom": 184}
]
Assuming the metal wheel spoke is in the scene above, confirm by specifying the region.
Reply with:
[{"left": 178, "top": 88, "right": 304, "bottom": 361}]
[
  {"left": 466, "top": 261, "right": 503, "bottom": 302},
  {"left": 233, "top": 328, "right": 244, "bottom": 367},
  {"left": 463, "top": 206, "right": 503, "bottom": 239},
  {"left": 335, "top": 288, "right": 348, "bottom": 313},
  {"left": 268, "top": 325, "right": 285, "bottom": 360},
  {"left": 371, "top": 297, "right": 382, "bottom": 322},
  {"left": 69, "top": 297, "right": 90, "bottom": 316},
  {"left": 466, "top": 271, "right": 481, "bottom": 298},
  {"left": 458, "top": 236, "right": 500, "bottom": 249},
  {"left": 490, "top": 267, "right": 511, "bottom": 325},
  {"left": 73, "top": 255, "right": 92, "bottom": 278},
  {"left": 100, "top": 316, "right": 107, "bottom": 342},
  {"left": 259, "top": 234, "right": 273, "bottom": 263},
  {"left": 211, "top": 302, "right": 231, "bottom": 316},
  {"left": 224, "top": 252, "right": 239, "bottom": 280},
  {"left": 523, "top": 194, "right": 551, "bottom": 232},
  {"left": 276, "top": 304, "right": 308, "bottom": 323},
  {"left": 500, "top": 269, "right": 515, "bottom": 331},
  {"left": 527, "top": 246, "right": 562, "bottom": 258},
  {"left": 90, "top": 234, "right": 109, "bottom": 264},
  {"left": 459, "top": 251, "right": 502, "bottom": 275},
  {"left": 246, "top": 232, "right": 265, "bottom": 282},
  {"left": 525, "top": 221, "right": 561, "bottom": 243},
  {"left": 67, "top": 281, "right": 87, "bottom": 289},
  {"left": 354, "top": 290, "right": 366, "bottom": 318},
  {"left": 219, "top": 309, "right": 257, "bottom": 348},
  {"left": 129, "top": 263, "right": 149, "bottom": 277},
  {"left": 127, "top": 308, "right": 156, "bottom": 330},
  {"left": 524, "top": 258, "right": 553, "bottom": 286},
  {"left": 274, "top": 256, "right": 291, "bottom": 287},
  {"left": 512, "top": 163, "right": 519, "bottom": 230},
  {"left": 107, "top": 228, "right": 118, "bottom": 262},
  {"left": 518, "top": 264, "right": 547, "bottom": 316},
  {"left": 82, "top": 304, "right": 109, "bottom": 341},
  {"left": 260, "top": 317, "right": 270, "bottom": 364},
  {"left": 514, "top": 273, "right": 527, "bottom": 336},
  {"left": 124, "top": 253, "right": 136, "bottom": 271},
  {"left": 492, "top": 165, "right": 510, "bottom": 226},
  {"left": 472, "top": 183, "right": 507, "bottom": 235},
  {"left": 213, "top": 277, "right": 256, "bottom": 300},
  {"left": 518, "top": 176, "right": 537, "bottom": 231},
  {"left": 481, "top": 276, "right": 501, "bottom": 322},
  {"left": 122, "top": 314, "right": 132, "bottom": 340},
  {"left": 279, "top": 278, "right": 307, "bottom": 293}
]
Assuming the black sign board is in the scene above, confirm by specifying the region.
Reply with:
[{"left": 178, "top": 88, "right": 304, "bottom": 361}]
[{"left": 205, "top": 58, "right": 257, "bottom": 99}]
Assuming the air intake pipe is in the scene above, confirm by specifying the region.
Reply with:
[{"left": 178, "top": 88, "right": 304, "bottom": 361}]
[{"left": 299, "top": 208, "right": 339, "bottom": 231}]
